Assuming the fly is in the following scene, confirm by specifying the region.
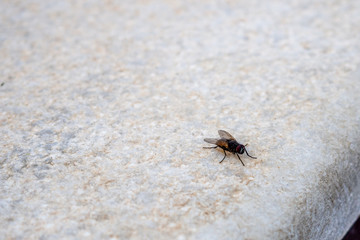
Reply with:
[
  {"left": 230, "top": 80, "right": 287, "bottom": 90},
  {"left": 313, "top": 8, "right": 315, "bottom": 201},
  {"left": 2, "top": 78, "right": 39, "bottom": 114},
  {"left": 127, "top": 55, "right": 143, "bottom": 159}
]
[{"left": 203, "top": 130, "right": 257, "bottom": 166}]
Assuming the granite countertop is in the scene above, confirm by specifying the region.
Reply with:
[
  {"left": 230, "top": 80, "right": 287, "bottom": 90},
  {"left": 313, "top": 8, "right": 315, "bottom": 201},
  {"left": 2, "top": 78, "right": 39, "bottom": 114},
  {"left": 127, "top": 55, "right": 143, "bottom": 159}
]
[{"left": 1, "top": 0, "right": 360, "bottom": 239}]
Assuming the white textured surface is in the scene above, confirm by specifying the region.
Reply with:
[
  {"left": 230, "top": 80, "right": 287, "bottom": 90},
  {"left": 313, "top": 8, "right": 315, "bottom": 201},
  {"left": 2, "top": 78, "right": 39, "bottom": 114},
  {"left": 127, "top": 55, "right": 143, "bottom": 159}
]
[{"left": 1, "top": 0, "right": 360, "bottom": 239}]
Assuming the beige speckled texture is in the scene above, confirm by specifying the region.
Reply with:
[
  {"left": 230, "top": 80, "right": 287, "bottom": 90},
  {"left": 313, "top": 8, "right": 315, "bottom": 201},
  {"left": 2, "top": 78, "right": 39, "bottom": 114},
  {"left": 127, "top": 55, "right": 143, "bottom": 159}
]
[{"left": 1, "top": 0, "right": 360, "bottom": 239}]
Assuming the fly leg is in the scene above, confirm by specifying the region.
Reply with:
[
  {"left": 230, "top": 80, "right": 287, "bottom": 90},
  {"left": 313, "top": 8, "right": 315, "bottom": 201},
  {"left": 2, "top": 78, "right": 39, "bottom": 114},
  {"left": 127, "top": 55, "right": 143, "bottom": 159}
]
[
  {"left": 219, "top": 150, "right": 227, "bottom": 163},
  {"left": 236, "top": 153, "right": 245, "bottom": 166},
  {"left": 244, "top": 149, "right": 257, "bottom": 159},
  {"left": 203, "top": 146, "right": 218, "bottom": 149}
]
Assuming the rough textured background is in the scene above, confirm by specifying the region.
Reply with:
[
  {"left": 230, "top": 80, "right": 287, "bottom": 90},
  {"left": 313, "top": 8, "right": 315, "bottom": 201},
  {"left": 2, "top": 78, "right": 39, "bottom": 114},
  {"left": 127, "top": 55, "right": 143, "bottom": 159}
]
[{"left": 1, "top": 0, "right": 360, "bottom": 239}]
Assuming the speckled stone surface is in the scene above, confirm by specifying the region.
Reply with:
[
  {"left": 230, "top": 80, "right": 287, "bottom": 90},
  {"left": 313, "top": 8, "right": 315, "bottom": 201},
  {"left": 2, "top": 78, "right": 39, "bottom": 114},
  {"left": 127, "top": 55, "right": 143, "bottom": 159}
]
[{"left": 1, "top": 0, "right": 360, "bottom": 239}]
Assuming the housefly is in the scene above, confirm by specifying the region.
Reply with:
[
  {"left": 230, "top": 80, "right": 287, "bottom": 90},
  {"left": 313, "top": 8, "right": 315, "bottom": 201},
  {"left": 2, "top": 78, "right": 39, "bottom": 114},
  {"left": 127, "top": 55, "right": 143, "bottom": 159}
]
[{"left": 203, "top": 130, "right": 257, "bottom": 166}]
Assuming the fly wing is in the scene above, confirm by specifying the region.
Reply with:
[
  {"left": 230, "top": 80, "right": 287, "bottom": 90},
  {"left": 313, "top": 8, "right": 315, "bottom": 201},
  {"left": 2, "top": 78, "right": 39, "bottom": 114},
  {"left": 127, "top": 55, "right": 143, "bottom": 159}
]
[
  {"left": 218, "top": 130, "right": 235, "bottom": 140},
  {"left": 204, "top": 138, "right": 218, "bottom": 144}
]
